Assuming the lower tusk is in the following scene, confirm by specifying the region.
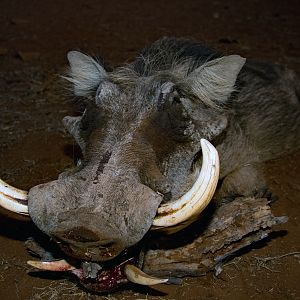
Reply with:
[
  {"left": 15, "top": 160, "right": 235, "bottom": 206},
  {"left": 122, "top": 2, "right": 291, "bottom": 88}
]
[
  {"left": 152, "top": 139, "right": 219, "bottom": 229},
  {"left": 124, "top": 264, "right": 168, "bottom": 286},
  {"left": 27, "top": 259, "right": 76, "bottom": 271},
  {"left": 0, "top": 179, "right": 29, "bottom": 216}
]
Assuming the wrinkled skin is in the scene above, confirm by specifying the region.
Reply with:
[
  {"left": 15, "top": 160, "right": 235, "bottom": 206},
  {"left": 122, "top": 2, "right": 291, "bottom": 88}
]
[{"left": 28, "top": 38, "right": 300, "bottom": 264}]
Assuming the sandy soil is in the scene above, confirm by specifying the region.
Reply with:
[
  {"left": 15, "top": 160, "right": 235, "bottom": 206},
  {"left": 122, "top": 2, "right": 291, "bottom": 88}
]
[{"left": 0, "top": 0, "right": 299, "bottom": 299}]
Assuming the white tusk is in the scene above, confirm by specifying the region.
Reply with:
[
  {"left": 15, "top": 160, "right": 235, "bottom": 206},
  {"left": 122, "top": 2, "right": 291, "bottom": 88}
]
[
  {"left": 27, "top": 259, "right": 76, "bottom": 271},
  {"left": 0, "top": 178, "right": 27, "bottom": 200},
  {"left": 124, "top": 264, "right": 169, "bottom": 286},
  {"left": 0, "top": 178, "right": 29, "bottom": 216},
  {"left": 152, "top": 139, "right": 219, "bottom": 228}
]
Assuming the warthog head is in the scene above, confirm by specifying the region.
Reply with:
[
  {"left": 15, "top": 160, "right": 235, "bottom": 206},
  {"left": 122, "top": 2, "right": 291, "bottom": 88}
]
[{"left": 0, "top": 38, "right": 245, "bottom": 290}]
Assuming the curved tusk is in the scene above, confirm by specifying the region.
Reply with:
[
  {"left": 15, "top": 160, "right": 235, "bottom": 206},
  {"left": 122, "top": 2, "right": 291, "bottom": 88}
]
[
  {"left": 0, "top": 179, "right": 27, "bottom": 200},
  {"left": 27, "top": 259, "right": 76, "bottom": 271},
  {"left": 0, "top": 178, "right": 29, "bottom": 216},
  {"left": 124, "top": 264, "right": 168, "bottom": 286},
  {"left": 152, "top": 139, "right": 219, "bottom": 228}
]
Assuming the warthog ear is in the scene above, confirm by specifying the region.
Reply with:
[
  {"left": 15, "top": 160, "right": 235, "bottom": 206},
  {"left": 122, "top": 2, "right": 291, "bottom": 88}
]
[
  {"left": 186, "top": 55, "right": 246, "bottom": 106},
  {"left": 64, "top": 51, "right": 107, "bottom": 96}
]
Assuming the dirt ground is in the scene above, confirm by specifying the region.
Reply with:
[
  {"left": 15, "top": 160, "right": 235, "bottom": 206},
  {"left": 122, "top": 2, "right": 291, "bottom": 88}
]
[{"left": 0, "top": 0, "right": 299, "bottom": 299}]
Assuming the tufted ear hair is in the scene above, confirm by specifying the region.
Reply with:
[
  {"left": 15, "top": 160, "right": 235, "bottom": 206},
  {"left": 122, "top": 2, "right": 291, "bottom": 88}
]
[
  {"left": 64, "top": 51, "right": 107, "bottom": 96},
  {"left": 186, "top": 55, "right": 246, "bottom": 106}
]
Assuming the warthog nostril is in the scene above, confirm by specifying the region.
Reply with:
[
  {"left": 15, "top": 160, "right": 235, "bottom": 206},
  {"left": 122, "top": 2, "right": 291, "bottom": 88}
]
[
  {"left": 98, "top": 241, "right": 114, "bottom": 248},
  {"left": 59, "top": 227, "right": 100, "bottom": 243}
]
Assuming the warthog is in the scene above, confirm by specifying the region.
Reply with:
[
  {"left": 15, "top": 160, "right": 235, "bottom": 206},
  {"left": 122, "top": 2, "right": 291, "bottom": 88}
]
[{"left": 1, "top": 37, "right": 299, "bottom": 292}]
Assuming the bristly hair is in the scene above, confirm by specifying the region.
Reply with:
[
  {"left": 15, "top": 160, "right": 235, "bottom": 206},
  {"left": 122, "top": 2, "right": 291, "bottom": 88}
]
[
  {"left": 133, "top": 37, "right": 221, "bottom": 76},
  {"left": 110, "top": 37, "right": 227, "bottom": 107},
  {"left": 64, "top": 37, "right": 244, "bottom": 109},
  {"left": 110, "top": 38, "right": 246, "bottom": 109},
  {"left": 111, "top": 37, "right": 221, "bottom": 84}
]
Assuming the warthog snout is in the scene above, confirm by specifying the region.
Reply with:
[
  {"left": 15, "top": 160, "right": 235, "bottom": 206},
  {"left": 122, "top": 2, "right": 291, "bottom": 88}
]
[{"left": 27, "top": 165, "right": 163, "bottom": 261}]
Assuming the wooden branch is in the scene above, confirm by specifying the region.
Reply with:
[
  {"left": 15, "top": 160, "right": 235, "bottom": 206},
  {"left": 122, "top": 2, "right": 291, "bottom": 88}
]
[{"left": 143, "top": 197, "right": 287, "bottom": 277}]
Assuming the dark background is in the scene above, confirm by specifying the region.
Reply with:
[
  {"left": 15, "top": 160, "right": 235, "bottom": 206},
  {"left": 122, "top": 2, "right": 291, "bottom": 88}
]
[{"left": 0, "top": 0, "right": 299, "bottom": 299}]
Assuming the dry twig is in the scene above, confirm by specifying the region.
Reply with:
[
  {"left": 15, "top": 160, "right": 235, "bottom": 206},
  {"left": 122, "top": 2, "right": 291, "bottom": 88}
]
[{"left": 253, "top": 251, "right": 300, "bottom": 272}]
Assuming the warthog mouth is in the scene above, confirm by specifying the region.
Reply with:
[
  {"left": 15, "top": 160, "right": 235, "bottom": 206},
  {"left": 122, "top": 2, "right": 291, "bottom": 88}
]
[
  {"left": 25, "top": 238, "right": 165, "bottom": 293},
  {"left": 0, "top": 139, "right": 219, "bottom": 293}
]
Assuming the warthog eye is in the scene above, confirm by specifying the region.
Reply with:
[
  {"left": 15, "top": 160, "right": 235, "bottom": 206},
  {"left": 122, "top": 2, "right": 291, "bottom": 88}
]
[{"left": 172, "top": 95, "right": 181, "bottom": 104}]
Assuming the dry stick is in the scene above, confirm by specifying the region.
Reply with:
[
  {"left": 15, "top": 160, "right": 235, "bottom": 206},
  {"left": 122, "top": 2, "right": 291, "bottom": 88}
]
[
  {"left": 253, "top": 251, "right": 300, "bottom": 273},
  {"left": 254, "top": 251, "right": 300, "bottom": 263}
]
